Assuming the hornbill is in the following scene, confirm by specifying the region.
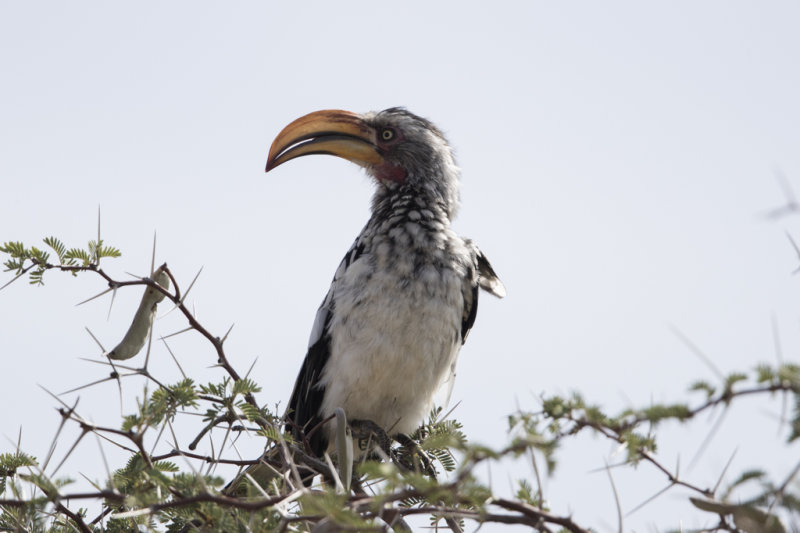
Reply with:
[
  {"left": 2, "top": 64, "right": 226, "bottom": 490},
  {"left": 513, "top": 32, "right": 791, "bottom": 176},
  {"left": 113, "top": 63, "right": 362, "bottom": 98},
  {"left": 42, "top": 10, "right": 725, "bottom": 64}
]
[{"left": 268, "top": 108, "right": 505, "bottom": 460}]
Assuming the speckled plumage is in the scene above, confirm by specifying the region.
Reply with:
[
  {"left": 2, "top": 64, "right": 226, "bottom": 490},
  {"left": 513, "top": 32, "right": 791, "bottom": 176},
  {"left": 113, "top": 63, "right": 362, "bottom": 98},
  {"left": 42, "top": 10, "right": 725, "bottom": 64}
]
[{"left": 282, "top": 108, "right": 505, "bottom": 456}]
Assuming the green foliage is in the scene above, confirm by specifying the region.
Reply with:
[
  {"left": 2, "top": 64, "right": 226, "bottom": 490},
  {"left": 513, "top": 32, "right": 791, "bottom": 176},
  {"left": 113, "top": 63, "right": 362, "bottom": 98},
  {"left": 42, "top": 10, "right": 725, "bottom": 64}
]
[
  {"left": 231, "top": 377, "right": 261, "bottom": 397},
  {"left": 508, "top": 410, "right": 559, "bottom": 474},
  {"left": 778, "top": 363, "right": 800, "bottom": 385},
  {"left": 199, "top": 378, "right": 231, "bottom": 398},
  {"left": 756, "top": 364, "right": 777, "bottom": 383},
  {"left": 638, "top": 403, "right": 692, "bottom": 423},
  {"left": 721, "top": 469, "right": 767, "bottom": 499},
  {"left": 2, "top": 228, "right": 799, "bottom": 533},
  {"left": 515, "top": 478, "right": 540, "bottom": 506},
  {"left": 1, "top": 236, "right": 121, "bottom": 285},
  {"left": 114, "top": 454, "right": 192, "bottom": 498},
  {"left": 87, "top": 239, "right": 121, "bottom": 263},
  {"left": 621, "top": 431, "right": 657, "bottom": 463},
  {"left": 257, "top": 422, "right": 287, "bottom": 444},
  {"left": 723, "top": 372, "right": 749, "bottom": 398},
  {"left": 122, "top": 379, "right": 198, "bottom": 432},
  {"left": 396, "top": 408, "right": 468, "bottom": 475},
  {"left": 16, "top": 473, "right": 59, "bottom": 497},
  {"left": 0, "top": 452, "right": 38, "bottom": 498},
  {"left": 300, "top": 490, "right": 371, "bottom": 529},
  {"left": 1, "top": 241, "right": 49, "bottom": 285},
  {"left": 690, "top": 379, "right": 717, "bottom": 399},
  {"left": 0, "top": 452, "right": 38, "bottom": 477},
  {"left": 790, "top": 394, "right": 800, "bottom": 443},
  {"left": 42, "top": 237, "right": 67, "bottom": 264}
]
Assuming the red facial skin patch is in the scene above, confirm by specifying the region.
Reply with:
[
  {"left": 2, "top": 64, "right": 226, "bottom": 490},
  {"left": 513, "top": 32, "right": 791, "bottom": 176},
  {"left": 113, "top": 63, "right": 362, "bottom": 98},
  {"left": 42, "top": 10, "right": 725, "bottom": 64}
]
[{"left": 375, "top": 161, "right": 406, "bottom": 183}]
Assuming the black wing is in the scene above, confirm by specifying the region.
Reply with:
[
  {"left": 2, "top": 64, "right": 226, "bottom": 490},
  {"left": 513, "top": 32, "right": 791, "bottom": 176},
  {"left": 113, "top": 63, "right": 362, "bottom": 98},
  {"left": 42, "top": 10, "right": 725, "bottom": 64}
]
[
  {"left": 461, "top": 282, "right": 479, "bottom": 344},
  {"left": 286, "top": 316, "right": 331, "bottom": 456},
  {"left": 286, "top": 239, "right": 365, "bottom": 456}
]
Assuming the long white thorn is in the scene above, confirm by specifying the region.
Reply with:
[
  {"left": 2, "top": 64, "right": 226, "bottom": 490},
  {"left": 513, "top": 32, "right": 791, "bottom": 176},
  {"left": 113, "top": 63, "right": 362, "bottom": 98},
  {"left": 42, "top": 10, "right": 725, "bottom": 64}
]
[
  {"left": 75, "top": 287, "right": 114, "bottom": 307},
  {"left": 160, "top": 326, "right": 193, "bottom": 340},
  {"left": 96, "top": 206, "right": 102, "bottom": 265},
  {"left": 150, "top": 231, "right": 157, "bottom": 277},
  {"left": 244, "top": 357, "right": 259, "bottom": 380},
  {"left": 0, "top": 269, "right": 29, "bottom": 292},
  {"left": 161, "top": 338, "right": 187, "bottom": 379},
  {"left": 182, "top": 266, "right": 203, "bottom": 303},
  {"left": 143, "top": 314, "right": 156, "bottom": 369},
  {"left": 163, "top": 266, "right": 204, "bottom": 317},
  {"left": 84, "top": 327, "right": 107, "bottom": 353},
  {"left": 78, "top": 357, "right": 138, "bottom": 371},
  {"left": 221, "top": 323, "right": 235, "bottom": 344}
]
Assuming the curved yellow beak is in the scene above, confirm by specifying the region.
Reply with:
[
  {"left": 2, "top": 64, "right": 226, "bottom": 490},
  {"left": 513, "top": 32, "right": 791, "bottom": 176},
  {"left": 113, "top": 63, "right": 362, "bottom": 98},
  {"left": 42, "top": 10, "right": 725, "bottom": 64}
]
[{"left": 266, "top": 110, "right": 384, "bottom": 172}]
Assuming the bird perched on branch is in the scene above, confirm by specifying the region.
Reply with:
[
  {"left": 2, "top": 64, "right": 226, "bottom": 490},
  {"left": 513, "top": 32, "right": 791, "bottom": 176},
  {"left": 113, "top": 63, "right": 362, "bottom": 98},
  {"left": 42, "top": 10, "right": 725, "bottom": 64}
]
[{"left": 266, "top": 107, "right": 505, "bottom": 459}]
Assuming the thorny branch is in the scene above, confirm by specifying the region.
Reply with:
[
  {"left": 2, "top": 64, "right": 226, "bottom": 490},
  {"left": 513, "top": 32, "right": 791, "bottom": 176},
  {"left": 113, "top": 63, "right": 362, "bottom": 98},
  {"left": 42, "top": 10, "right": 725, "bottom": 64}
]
[
  {"left": 0, "top": 250, "right": 597, "bottom": 533},
  {"left": 524, "top": 375, "right": 800, "bottom": 532},
  {"left": 1, "top": 241, "right": 799, "bottom": 533}
]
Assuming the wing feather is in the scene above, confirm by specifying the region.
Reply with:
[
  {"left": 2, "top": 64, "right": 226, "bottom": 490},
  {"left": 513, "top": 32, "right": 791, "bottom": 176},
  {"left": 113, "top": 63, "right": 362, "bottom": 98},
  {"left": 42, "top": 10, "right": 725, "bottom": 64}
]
[
  {"left": 460, "top": 244, "right": 505, "bottom": 344},
  {"left": 477, "top": 249, "right": 506, "bottom": 298},
  {"left": 285, "top": 239, "right": 364, "bottom": 456}
]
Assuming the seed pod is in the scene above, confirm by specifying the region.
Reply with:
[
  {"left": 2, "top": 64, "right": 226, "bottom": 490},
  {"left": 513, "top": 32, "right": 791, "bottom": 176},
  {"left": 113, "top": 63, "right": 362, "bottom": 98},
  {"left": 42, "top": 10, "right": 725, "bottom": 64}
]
[{"left": 107, "top": 266, "right": 170, "bottom": 360}]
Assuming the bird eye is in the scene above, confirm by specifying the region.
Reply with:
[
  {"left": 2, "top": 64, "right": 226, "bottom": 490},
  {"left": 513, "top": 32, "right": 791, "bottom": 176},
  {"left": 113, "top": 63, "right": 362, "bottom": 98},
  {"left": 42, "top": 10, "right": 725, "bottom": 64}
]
[{"left": 380, "top": 128, "right": 395, "bottom": 141}]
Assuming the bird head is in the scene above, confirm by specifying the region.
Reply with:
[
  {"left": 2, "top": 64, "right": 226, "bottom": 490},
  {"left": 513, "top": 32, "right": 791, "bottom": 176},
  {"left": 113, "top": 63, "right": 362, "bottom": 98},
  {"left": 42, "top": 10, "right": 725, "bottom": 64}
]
[{"left": 266, "top": 108, "right": 460, "bottom": 218}]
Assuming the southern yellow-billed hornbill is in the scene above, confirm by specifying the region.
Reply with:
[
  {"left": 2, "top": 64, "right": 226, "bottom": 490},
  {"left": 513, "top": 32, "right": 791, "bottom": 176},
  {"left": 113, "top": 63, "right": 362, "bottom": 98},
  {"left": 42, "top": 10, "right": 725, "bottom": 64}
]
[{"left": 268, "top": 107, "right": 506, "bottom": 459}]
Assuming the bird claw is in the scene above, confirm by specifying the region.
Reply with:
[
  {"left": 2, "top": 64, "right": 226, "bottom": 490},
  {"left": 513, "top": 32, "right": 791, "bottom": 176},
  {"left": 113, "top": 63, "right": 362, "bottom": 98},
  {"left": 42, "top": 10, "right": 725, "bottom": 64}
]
[
  {"left": 394, "top": 433, "right": 437, "bottom": 479},
  {"left": 348, "top": 419, "right": 437, "bottom": 478},
  {"left": 349, "top": 418, "right": 392, "bottom": 455}
]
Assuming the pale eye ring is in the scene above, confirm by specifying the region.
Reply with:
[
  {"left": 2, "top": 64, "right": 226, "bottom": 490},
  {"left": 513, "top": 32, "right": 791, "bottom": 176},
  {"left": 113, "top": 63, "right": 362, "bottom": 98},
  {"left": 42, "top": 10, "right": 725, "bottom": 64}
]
[{"left": 380, "top": 128, "right": 395, "bottom": 141}]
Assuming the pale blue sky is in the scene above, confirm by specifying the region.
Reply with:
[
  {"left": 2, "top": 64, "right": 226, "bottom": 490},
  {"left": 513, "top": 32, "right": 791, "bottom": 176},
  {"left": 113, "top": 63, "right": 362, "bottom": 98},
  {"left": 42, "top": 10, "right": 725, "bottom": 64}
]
[{"left": 2, "top": 2, "right": 799, "bottom": 530}]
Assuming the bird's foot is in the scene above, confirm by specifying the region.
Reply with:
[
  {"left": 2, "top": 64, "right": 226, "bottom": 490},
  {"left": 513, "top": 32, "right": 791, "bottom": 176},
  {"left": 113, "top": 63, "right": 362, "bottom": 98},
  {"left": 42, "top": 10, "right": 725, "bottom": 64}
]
[
  {"left": 394, "top": 433, "right": 437, "bottom": 479},
  {"left": 347, "top": 420, "right": 437, "bottom": 478},
  {"left": 349, "top": 418, "right": 392, "bottom": 455}
]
